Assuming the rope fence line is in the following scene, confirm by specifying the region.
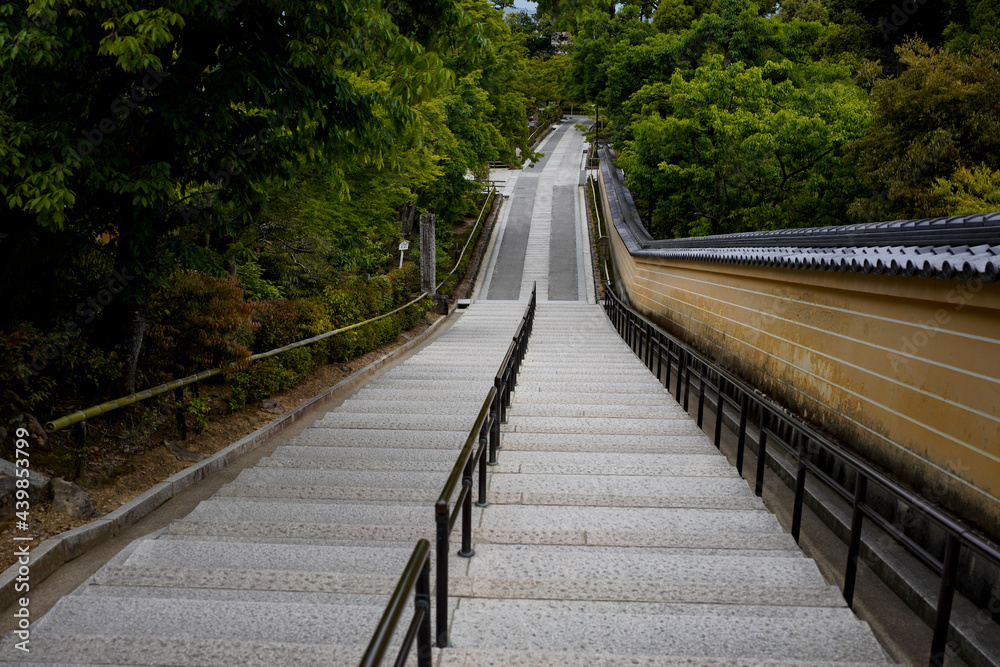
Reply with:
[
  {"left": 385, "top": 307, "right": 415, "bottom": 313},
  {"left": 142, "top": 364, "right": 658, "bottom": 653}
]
[
  {"left": 46, "top": 187, "right": 500, "bottom": 433},
  {"left": 45, "top": 292, "right": 431, "bottom": 433}
]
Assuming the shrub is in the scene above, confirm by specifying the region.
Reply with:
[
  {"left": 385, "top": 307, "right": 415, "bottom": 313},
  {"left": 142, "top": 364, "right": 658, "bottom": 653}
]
[
  {"left": 252, "top": 299, "right": 300, "bottom": 352},
  {"left": 322, "top": 263, "right": 421, "bottom": 328},
  {"left": 0, "top": 322, "right": 121, "bottom": 412},
  {"left": 279, "top": 347, "right": 315, "bottom": 376},
  {"left": 144, "top": 271, "right": 257, "bottom": 379},
  {"left": 330, "top": 299, "right": 432, "bottom": 362},
  {"left": 226, "top": 358, "right": 296, "bottom": 410},
  {"left": 236, "top": 260, "right": 282, "bottom": 300},
  {"left": 186, "top": 396, "right": 210, "bottom": 433}
]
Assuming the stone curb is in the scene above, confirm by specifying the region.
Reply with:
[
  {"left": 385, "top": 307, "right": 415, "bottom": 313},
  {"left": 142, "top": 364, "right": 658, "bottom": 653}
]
[{"left": 0, "top": 305, "right": 457, "bottom": 613}]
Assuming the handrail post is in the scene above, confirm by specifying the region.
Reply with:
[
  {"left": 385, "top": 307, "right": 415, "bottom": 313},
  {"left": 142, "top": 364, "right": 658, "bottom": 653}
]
[
  {"left": 655, "top": 331, "right": 662, "bottom": 381},
  {"left": 416, "top": 556, "right": 433, "bottom": 667},
  {"left": 755, "top": 410, "right": 769, "bottom": 497},
  {"left": 682, "top": 356, "right": 691, "bottom": 411},
  {"left": 736, "top": 392, "right": 750, "bottom": 476},
  {"left": 458, "top": 456, "right": 475, "bottom": 558},
  {"left": 843, "top": 474, "right": 868, "bottom": 608},
  {"left": 476, "top": 428, "right": 489, "bottom": 507},
  {"left": 696, "top": 362, "right": 705, "bottom": 428},
  {"left": 489, "top": 384, "right": 501, "bottom": 465},
  {"left": 675, "top": 348, "right": 685, "bottom": 403},
  {"left": 434, "top": 502, "right": 450, "bottom": 647},
  {"left": 930, "top": 534, "right": 962, "bottom": 667},
  {"left": 713, "top": 376, "right": 725, "bottom": 449},
  {"left": 792, "top": 435, "right": 809, "bottom": 543},
  {"left": 644, "top": 321, "right": 652, "bottom": 368}
]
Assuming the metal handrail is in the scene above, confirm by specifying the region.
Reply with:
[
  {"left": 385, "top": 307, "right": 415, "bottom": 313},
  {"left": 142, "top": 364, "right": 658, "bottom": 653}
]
[
  {"left": 602, "top": 281, "right": 1000, "bottom": 667},
  {"left": 358, "top": 539, "right": 432, "bottom": 667},
  {"left": 432, "top": 281, "right": 536, "bottom": 648}
]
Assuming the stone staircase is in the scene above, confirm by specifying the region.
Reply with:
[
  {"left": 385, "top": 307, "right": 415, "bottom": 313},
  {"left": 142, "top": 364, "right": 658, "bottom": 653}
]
[
  {"left": 443, "top": 302, "right": 895, "bottom": 666},
  {"left": 0, "top": 301, "right": 526, "bottom": 665}
]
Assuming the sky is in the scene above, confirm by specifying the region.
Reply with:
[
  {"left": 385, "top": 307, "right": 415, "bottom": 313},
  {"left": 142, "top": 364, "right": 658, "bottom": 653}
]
[{"left": 511, "top": 0, "right": 537, "bottom": 12}]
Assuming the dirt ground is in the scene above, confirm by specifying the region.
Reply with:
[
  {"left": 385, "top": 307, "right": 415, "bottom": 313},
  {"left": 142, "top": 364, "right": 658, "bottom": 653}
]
[{"left": 0, "top": 312, "right": 443, "bottom": 573}]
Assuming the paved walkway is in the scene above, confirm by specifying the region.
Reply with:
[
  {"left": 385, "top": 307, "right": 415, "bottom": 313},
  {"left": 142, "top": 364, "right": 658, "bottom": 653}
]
[
  {"left": 478, "top": 117, "right": 594, "bottom": 304},
  {"left": 2, "top": 119, "right": 893, "bottom": 665}
]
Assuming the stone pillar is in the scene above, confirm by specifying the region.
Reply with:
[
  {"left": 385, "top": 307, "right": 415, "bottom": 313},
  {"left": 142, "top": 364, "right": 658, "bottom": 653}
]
[{"left": 420, "top": 212, "right": 435, "bottom": 293}]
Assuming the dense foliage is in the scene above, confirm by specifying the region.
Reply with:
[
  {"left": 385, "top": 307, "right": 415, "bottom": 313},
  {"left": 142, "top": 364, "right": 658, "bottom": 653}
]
[
  {"left": 0, "top": 0, "right": 542, "bottom": 477},
  {"left": 561, "top": 0, "right": 1000, "bottom": 238}
]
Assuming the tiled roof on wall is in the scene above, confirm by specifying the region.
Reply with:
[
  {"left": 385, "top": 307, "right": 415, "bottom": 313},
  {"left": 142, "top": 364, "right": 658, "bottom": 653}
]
[
  {"left": 631, "top": 244, "right": 1000, "bottom": 282},
  {"left": 599, "top": 148, "right": 1000, "bottom": 282}
]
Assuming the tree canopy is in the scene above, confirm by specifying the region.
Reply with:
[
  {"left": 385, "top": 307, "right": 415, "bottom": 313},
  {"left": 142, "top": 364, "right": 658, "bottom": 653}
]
[
  {"left": 0, "top": 0, "right": 538, "bottom": 408},
  {"left": 560, "top": 0, "right": 1000, "bottom": 238}
]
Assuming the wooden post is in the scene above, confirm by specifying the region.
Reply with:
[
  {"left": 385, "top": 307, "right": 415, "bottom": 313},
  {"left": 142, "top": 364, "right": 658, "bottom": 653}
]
[{"left": 420, "top": 212, "right": 435, "bottom": 293}]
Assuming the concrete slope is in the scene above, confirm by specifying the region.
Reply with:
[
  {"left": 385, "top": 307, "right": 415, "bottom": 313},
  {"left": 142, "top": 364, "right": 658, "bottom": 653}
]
[
  {"left": 0, "top": 302, "right": 526, "bottom": 666},
  {"left": 446, "top": 302, "right": 896, "bottom": 666}
]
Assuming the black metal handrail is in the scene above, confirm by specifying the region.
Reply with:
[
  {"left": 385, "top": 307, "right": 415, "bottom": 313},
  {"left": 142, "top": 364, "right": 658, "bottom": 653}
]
[
  {"left": 433, "top": 282, "right": 536, "bottom": 648},
  {"left": 366, "top": 282, "right": 537, "bottom": 661},
  {"left": 359, "top": 539, "right": 432, "bottom": 667},
  {"left": 602, "top": 281, "right": 1000, "bottom": 667}
]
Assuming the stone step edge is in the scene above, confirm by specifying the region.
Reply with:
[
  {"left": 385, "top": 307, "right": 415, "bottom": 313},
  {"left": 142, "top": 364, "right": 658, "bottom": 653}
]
[
  {"left": 449, "top": 575, "right": 847, "bottom": 607},
  {"left": 0, "top": 633, "right": 439, "bottom": 665},
  {"left": 88, "top": 566, "right": 416, "bottom": 597},
  {"left": 76, "top": 570, "right": 844, "bottom": 608},
  {"left": 0, "top": 305, "right": 460, "bottom": 614},
  {"left": 215, "top": 484, "right": 441, "bottom": 503},
  {"left": 163, "top": 521, "right": 798, "bottom": 551},
  {"left": 437, "top": 648, "right": 897, "bottom": 667},
  {"left": 205, "top": 485, "right": 766, "bottom": 510}
]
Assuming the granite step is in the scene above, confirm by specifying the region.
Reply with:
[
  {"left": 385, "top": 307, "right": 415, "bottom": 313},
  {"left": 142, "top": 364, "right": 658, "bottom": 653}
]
[
  {"left": 0, "top": 634, "right": 432, "bottom": 666},
  {"left": 227, "top": 467, "right": 450, "bottom": 491},
  {"left": 260, "top": 446, "right": 461, "bottom": 463},
  {"left": 183, "top": 498, "right": 438, "bottom": 527},
  {"left": 502, "top": 416, "right": 704, "bottom": 435},
  {"left": 509, "top": 392, "right": 675, "bottom": 406},
  {"left": 437, "top": 648, "right": 893, "bottom": 666},
  {"left": 508, "top": 403, "right": 685, "bottom": 418},
  {"left": 338, "top": 399, "right": 485, "bottom": 415},
  {"left": 449, "top": 599, "right": 891, "bottom": 663},
  {"left": 2, "top": 598, "right": 405, "bottom": 663},
  {"left": 315, "top": 413, "right": 486, "bottom": 431},
  {"left": 288, "top": 428, "right": 469, "bottom": 448},
  {"left": 498, "top": 432, "right": 713, "bottom": 452}
]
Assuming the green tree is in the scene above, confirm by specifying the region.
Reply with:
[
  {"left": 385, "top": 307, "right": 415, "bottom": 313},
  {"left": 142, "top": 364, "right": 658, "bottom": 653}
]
[
  {"left": 617, "top": 56, "right": 870, "bottom": 236},
  {"left": 848, "top": 40, "right": 1000, "bottom": 220},
  {"left": 507, "top": 9, "right": 559, "bottom": 59},
  {"left": 653, "top": 0, "right": 719, "bottom": 33},
  {"left": 0, "top": 0, "right": 473, "bottom": 392},
  {"left": 520, "top": 54, "right": 572, "bottom": 108},
  {"left": 944, "top": 0, "right": 1000, "bottom": 52}
]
